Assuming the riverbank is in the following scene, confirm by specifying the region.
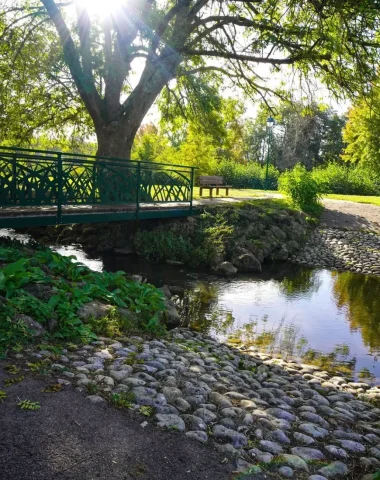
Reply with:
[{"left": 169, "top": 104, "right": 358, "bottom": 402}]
[
  {"left": 2, "top": 328, "right": 380, "bottom": 480},
  {"left": 290, "top": 228, "right": 380, "bottom": 276},
  {"left": 0, "top": 238, "right": 174, "bottom": 355},
  {"left": 24, "top": 200, "right": 314, "bottom": 276}
]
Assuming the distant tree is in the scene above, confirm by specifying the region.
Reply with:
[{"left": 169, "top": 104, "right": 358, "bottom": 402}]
[{"left": 244, "top": 102, "right": 346, "bottom": 170}]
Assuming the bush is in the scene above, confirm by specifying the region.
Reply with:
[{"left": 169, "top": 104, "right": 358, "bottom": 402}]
[
  {"left": 279, "top": 164, "right": 322, "bottom": 213},
  {"left": 211, "top": 160, "right": 280, "bottom": 190},
  {"left": 311, "top": 163, "right": 380, "bottom": 195}
]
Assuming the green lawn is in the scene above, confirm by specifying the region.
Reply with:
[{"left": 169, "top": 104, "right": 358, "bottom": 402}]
[
  {"left": 193, "top": 187, "right": 269, "bottom": 199},
  {"left": 324, "top": 194, "right": 380, "bottom": 207}
]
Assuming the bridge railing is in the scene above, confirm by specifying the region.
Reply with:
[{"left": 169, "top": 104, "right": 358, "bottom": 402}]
[{"left": 0, "top": 146, "right": 195, "bottom": 223}]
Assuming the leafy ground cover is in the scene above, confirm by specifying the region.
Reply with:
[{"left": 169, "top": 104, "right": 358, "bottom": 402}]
[{"left": 0, "top": 238, "right": 166, "bottom": 357}]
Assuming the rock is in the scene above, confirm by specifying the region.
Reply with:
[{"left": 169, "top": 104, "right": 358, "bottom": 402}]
[
  {"left": 77, "top": 301, "right": 113, "bottom": 322},
  {"left": 259, "top": 440, "right": 283, "bottom": 455},
  {"left": 109, "top": 370, "right": 132, "bottom": 382},
  {"left": 324, "top": 445, "right": 349, "bottom": 460},
  {"left": 232, "top": 248, "right": 262, "bottom": 273},
  {"left": 278, "top": 466, "right": 294, "bottom": 478},
  {"left": 155, "top": 414, "right": 185, "bottom": 432},
  {"left": 185, "top": 431, "right": 208, "bottom": 443},
  {"left": 162, "top": 387, "right": 182, "bottom": 403},
  {"left": 298, "top": 423, "right": 329, "bottom": 439},
  {"left": 193, "top": 408, "right": 217, "bottom": 423},
  {"left": 291, "top": 447, "right": 324, "bottom": 461},
  {"left": 12, "top": 314, "right": 46, "bottom": 337},
  {"left": 86, "top": 395, "right": 105, "bottom": 404},
  {"left": 309, "top": 476, "right": 328, "bottom": 480},
  {"left": 280, "top": 454, "right": 309, "bottom": 472},
  {"left": 293, "top": 432, "right": 316, "bottom": 445},
  {"left": 214, "top": 262, "right": 237, "bottom": 276},
  {"left": 249, "top": 448, "right": 273, "bottom": 464},
  {"left": 360, "top": 457, "right": 380, "bottom": 468},
  {"left": 317, "top": 461, "right": 348, "bottom": 478},
  {"left": 162, "top": 298, "right": 181, "bottom": 328},
  {"left": 210, "top": 392, "right": 233, "bottom": 409},
  {"left": 267, "top": 429, "right": 291, "bottom": 444},
  {"left": 182, "top": 415, "right": 207, "bottom": 431},
  {"left": 173, "top": 398, "right": 191, "bottom": 413},
  {"left": 267, "top": 408, "right": 297, "bottom": 422},
  {"left": 337, "top": 439, "right": 365, "bottom": 453},
  {"left": 212, "top": 425, "right": 248, "bottom": 449}
]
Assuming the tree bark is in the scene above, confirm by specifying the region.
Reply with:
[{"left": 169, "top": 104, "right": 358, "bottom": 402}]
[{"left": 95, "top": 120, "right": 138, "bottom": 159}]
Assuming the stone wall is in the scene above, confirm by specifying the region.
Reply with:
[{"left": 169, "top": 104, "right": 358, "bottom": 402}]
[{"left": 25, "top": 203, "right": 313, "bottom": 276}]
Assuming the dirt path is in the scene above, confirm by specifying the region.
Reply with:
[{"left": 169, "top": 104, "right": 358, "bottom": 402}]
[
  {"left": 321, "top": 199, "right": 380, "bottom": 232},
  {"left": 0, "top": 371, "right": 234, "bottom": 480}
]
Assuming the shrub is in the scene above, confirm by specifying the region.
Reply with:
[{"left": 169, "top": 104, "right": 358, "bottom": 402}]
[
  {"left": 211, "top": 160, "right": 280, "bottom": 190},
  {"left": 311, "top": 163, "right": 380, "bottom": 195},
  {"left": 279, "top": 164, "right": 322, "bottom": 213}
]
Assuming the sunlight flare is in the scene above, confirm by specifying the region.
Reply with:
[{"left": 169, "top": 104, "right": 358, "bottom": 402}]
[{"left": 75, "top": 0, "right": 124, "bottom": 16}]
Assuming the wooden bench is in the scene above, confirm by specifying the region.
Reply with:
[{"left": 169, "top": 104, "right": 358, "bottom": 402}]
[{"left": 199, "top": 176, "right": 232, "bottom": 197}]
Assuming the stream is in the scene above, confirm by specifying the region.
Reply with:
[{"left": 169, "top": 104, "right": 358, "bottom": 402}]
[{"left": 2, "top": 228, "right": 380, "bottom": 384}]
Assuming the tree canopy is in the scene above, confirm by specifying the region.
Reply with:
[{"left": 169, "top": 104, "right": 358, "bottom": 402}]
[
  {"left": 1, "top": 0, "right": 379, "bottom": 157},
  {"left": 343, "top": 85, "right": 380, "bottom": 174}
]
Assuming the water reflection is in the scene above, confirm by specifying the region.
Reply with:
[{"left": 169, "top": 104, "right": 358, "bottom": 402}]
[
  {"left": 180, "top": 267, "right": 380, "bottom": 383},
  {"left": 333, "top": 271, "right": 380, "bottom": 354}
]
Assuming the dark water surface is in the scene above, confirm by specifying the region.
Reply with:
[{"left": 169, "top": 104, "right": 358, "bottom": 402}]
[
  {"left": 57, "top": 245, "right": 380, "bottom": 383},
  {"left": 2, "top": 229, "right": 380, "bottom": 383}
]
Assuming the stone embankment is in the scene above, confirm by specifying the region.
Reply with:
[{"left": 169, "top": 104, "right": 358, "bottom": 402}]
[
  {"left": 290, "top": 228, "right": 380, "bottom": 276},
  {"left": 11, "top": 328, "right": 380, "bottom": 480}
]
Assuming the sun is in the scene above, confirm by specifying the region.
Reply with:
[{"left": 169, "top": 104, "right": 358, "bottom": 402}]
[{"left": 76, "top": 0, "right": 124, "bottom": 16}]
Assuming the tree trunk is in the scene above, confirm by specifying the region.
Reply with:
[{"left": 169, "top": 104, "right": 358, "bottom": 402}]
[{"left": 95, "top": 120, "right": 139, "bottom": 159}]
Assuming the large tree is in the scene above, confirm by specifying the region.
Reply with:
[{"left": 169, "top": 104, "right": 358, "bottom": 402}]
[{"left": 3, "top": 0, "right": 380, "bottom": 158}]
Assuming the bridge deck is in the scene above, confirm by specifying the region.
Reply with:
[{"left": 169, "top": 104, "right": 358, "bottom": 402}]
[{"left": 0, "top": 146, "right": 196, "bottom": 228}]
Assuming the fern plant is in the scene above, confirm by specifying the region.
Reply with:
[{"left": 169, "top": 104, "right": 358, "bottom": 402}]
[{"left": 0, "top": 391, "right": 7, "bottom": 402}]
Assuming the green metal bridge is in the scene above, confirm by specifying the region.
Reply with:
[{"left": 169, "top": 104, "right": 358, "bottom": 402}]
[{"left": 0, "top": 146, "right": 196, "bottom": 229}]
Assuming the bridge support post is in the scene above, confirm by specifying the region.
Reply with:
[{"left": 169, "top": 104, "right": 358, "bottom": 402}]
[
  {"left": 57, "top": 153, "right": 63, "bottom": 224},
  {"left": 136, "top": 162, "right": 141, "bottom": 220}
]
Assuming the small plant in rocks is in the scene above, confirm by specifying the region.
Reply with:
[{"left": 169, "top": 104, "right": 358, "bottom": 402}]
[
  {"left": 110, "top": 392, "right": 135, "bottom": 409},
  {"left": 17, "top": 399, "right": 41, "bottom": 411},
  {"left": 0, "top": 391, "right": 7, "bottom": 402}
]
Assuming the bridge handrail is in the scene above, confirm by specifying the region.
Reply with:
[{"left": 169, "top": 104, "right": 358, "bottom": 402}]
[{"left": 0, "top": 145, "right": 196, "bottom": 172}]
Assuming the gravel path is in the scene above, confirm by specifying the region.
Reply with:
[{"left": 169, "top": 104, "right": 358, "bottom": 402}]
[
  {"left": 2, "top": 329, "right": 380, "bottom": 480},
  {"left": 321, "top": 200, "right": 380, "bottom": 233}
]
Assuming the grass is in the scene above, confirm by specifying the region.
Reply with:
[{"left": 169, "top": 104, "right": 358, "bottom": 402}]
[
  {"left": 192, "top": 187, "right": 268, "bottom": 199},
  {"left": 324, "top": 194, "right": 380, "bottom": 207}
]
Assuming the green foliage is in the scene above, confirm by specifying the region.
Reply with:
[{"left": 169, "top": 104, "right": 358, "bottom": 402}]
[
  {"left": 0, "top": 239, "right": 166, "bottom": 355},
  {"left": 17, "top": 399, "right": 41, "bottom": 411},
  {"left": 5, "top": 376, "right": 25, "bottom": 387},
  {"left": 0, "top": 391, "right": 6, "bottom": 402},
  {"left": 279, "top": 164, "right": 322, "bottom": 213},
  {"left": 42, "top": 384, "right": 63, "bottom": 393},
  {"left": 27, "top": 360, "right": 50, "bottom": 373},
  {"left": 134, "top": 230, "right": 192, "bottom": 263},
  {"left": 4, "top": 364, "right": 21, "bottom": 375},
  {"left": 110, "top": 392, "right": 135, "bottom": 409},
  {"left": 134, "top": 210, "right": 233, "bottom": 268},
  {"left": 343, "top": 85, "right": 380, "bottom": 175},
  {"left": 213, "top": 160, "right": 279, "bottom": 190},
  {"left": 311, "top": 163, "right": 380, "bottom": 196},
  {"left": 139, "top": 406, "right": 154, "bottom": 417}
]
